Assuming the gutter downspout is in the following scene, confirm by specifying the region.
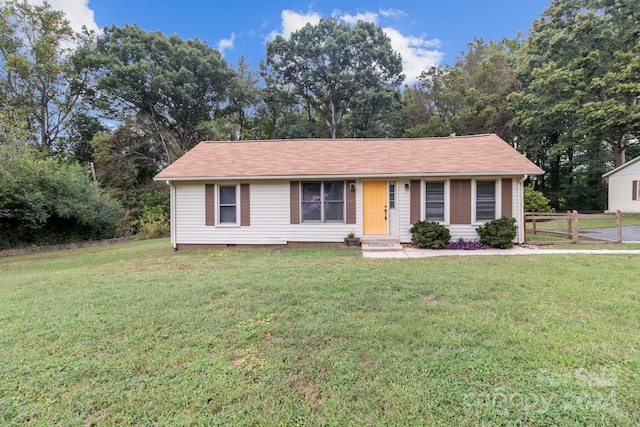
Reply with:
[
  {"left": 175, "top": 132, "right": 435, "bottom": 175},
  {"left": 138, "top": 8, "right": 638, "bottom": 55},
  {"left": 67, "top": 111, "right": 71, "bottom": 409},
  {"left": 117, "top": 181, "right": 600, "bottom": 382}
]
[
  {"left": 168, "top": 181, "right": 177, "bottom": 251},
  {"left": 518, "top": 175, "right": 528, "bottom": 244}
]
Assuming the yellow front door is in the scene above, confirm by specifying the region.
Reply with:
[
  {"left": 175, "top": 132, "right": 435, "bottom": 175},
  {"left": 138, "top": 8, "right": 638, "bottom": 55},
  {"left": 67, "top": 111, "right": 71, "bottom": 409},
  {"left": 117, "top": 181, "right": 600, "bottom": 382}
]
[{"left": 363, "top": 181, "right": 387, "bottom": 235}]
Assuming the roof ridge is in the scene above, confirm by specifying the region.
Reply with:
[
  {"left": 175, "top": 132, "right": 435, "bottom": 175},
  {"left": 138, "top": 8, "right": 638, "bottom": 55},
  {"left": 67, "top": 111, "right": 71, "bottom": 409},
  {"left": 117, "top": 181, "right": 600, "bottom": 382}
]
[{"left": 200, "top": 134, "right": 497, "bottom": 145}]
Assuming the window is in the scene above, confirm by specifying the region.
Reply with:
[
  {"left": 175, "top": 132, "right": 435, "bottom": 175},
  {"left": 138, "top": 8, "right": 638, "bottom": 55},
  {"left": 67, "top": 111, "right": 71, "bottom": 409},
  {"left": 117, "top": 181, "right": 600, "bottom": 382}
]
[
  {"left": 476, "top": 180, "right": 496, "bottom": 222},
  {"left": 219, "top": 185, "right": 237, "bottom": 224},
  {"left": 425, "top": 181, "right": 445, "bottom": 222},
  {"left": 389, "top": 184, "right": 395, "bottom": 209},
  {"left": 301, "top": 181, "right": 344, "bottom": 222}
]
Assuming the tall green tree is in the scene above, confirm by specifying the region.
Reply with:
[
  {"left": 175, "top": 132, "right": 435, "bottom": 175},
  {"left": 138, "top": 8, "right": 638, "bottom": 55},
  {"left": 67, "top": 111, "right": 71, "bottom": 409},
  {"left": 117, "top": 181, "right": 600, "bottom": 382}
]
[
  {"left": 509, "top": 0, "right": 640, "bottom": 209},
  {"left": 264, "top": 18, "right": 404, "bottom": 139},
  {"left": 510, "top": 0, "right": 640, "bottom": 166},
  {"left": 89, "top": 118, "right": 166, "bottom": 234},
  {"left": 345, "top": 88, "right": 405, "bottom": 138},
  {"left": 196, "top": 57, "right": 263, "bottom": 141},
  {"left": 0, "top": 0, "right": 91, "bottom": 151},
  {"left": 404, "top": 38, "right": 520, "bottom": 141},
  {"left": 78, "top": 24, "right": 235, "bottom": 163}
]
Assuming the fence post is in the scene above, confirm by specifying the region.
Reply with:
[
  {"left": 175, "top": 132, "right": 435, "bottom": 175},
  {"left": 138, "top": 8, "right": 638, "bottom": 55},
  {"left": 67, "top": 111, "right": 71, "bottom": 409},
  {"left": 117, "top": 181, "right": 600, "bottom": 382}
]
[
  {"left": 616, "top": 210, "right": 622, "bottom": 243},
  {"left": 567, "top": 211, "right": 572, "bottom": 239},
  {"left": 572, "top": 210, "right": 579, "bottom": 243},
  {"left": 533, "top": 216, "right": 537, "bottom": 235}
]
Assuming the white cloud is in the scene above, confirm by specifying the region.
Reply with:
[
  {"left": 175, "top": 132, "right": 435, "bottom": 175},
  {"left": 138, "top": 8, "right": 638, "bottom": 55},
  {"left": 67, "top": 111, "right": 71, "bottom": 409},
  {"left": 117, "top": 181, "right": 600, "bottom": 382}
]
[
  {"left": 383, "top": 27, "right": 443, "bottom": 84},
  {"left": 379, "top": 8, "right": 407, "bottom": 19},
  {"left": 27, "top": 0, "right": 100, "bottom": 34},
  {"left": 339, "top": 11, "right": 378, "bottom": 25},
  {"left": 268, "top": 9, "right": 322, "bottom": 41},
  {"left": 217, "top": 33, "right": 236, "bottom": 56},
  {"left": 267, "top": 8, "right": 443, "bottom": 84}
]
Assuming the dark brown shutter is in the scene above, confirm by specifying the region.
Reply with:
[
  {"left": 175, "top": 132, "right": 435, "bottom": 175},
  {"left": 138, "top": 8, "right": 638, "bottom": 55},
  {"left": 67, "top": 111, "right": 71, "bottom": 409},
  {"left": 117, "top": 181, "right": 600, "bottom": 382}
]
[
  {"left": 410, "top": 180, "right": 421, "bottom": 224},
  {"left": 240, "top": 184, "right": 250, "bottom": 226},
  {"left": 501, "top": 178, "right": 513, "bottom": 218},
  {"left": 450, "top": 179, "right": 472, "bottom": 224},
  {"left": 346, "top": 180, "right": 356, "bottom": 224},
  {"left": 633, "top": 181, "right": 638, "bottom": 201},
  {"left": 205, "top": 184, "right": 215, "bottom": 226},
  {"left": 290, "top": 181, "right": 300, "bottom": 224}
]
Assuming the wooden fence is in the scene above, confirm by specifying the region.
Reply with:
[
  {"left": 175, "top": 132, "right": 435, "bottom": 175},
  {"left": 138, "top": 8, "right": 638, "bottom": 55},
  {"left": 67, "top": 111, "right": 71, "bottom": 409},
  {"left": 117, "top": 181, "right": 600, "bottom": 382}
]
[{"left": 525, "top": 210, "right": 623, "bottom": 243}]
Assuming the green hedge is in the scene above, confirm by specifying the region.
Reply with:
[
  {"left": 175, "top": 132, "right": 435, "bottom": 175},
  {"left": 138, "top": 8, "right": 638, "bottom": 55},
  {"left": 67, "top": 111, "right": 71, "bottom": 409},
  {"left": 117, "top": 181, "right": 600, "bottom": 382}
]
[
  {"left": 476, "top": 217, "right": 517, "bottom": 249},
  {"left": 0, "top": 153, "right": 121, "bottom": 249},
  {"left": 410, "top": 220, "right": 451, "bottom": 249}
]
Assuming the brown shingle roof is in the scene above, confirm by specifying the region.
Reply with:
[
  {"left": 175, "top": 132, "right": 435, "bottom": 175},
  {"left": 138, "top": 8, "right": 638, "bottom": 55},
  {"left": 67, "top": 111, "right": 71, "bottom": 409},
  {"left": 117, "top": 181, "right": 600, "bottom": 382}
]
[{"left": 154, "top": 134, "right": 544, "bottom": 180}]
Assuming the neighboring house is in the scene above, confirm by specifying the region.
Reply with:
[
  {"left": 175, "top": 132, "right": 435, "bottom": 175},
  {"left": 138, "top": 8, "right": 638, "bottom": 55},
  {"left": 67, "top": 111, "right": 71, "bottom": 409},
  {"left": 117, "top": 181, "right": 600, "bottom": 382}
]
[
  {"left": 603, "top": 155, "right": 640, "bottom": 213},
  {"left": 154, "top": 134, "right": 544, "bottom": 249}
]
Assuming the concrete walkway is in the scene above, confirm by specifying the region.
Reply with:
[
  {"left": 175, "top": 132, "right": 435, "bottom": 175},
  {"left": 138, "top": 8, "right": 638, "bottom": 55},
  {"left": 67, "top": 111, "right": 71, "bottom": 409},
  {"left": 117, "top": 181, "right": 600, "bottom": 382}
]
[{"left": 363, "top": 246, "right": 640, "bottom": 258}]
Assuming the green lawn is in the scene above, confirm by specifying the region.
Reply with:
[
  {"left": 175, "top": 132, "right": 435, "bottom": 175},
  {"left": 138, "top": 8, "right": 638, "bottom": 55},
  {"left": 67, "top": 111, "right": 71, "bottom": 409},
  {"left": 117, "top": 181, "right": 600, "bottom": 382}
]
[{"left": 1, "top": 239, "right": 639, "bottom": 426}]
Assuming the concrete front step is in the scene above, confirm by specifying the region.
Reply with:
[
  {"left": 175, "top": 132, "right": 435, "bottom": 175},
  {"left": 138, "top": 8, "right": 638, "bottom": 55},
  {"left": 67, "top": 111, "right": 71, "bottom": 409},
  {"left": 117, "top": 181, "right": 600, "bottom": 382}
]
[{"left": 360, "top": 238, "right": 404, "bottom": 252}]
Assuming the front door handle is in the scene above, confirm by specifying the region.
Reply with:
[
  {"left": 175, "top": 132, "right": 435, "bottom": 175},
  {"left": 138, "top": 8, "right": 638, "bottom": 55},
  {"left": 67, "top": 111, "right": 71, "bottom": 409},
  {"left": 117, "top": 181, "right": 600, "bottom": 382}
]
[{"left": 384, "top": 205, "right": 387, "bottom": 220}]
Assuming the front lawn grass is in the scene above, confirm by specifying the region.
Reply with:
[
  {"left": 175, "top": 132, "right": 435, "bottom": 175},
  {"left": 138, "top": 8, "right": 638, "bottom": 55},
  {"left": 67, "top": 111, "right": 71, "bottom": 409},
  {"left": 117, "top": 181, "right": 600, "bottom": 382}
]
[{"left": 1, "top": 239, "right": 639, "bottom": 425}]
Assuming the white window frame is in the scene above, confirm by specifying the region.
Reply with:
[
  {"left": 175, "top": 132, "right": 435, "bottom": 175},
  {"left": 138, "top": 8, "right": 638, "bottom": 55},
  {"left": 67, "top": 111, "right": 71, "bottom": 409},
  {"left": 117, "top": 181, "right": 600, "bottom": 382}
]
[
  {"left": 301, "top": 181, "right": 345, "bottom": 223},
  {"left": 389, "top": 183, "right": 396, "bottom": 209},
  {"left": 423, "top": 180, "right": 449, "bottom": 224},
  {"left": 473, "top": 179, "right": 501, "bottom": 224},
  {"left": 217, "top": 184, "right": 240, "bottom": 226}
]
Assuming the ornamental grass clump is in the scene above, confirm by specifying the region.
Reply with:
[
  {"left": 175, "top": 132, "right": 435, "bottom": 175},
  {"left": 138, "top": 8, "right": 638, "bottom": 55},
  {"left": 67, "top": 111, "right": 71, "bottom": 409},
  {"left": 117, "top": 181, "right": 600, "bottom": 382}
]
[
  {"left": 444, "top": 238, "right": 490, "bottom": 250},
  {"left": 476, "top": 216, "right": 517, "bottom": 249},
  {"left": 410, "top": 220, "right": 451, "bottom": 249}
]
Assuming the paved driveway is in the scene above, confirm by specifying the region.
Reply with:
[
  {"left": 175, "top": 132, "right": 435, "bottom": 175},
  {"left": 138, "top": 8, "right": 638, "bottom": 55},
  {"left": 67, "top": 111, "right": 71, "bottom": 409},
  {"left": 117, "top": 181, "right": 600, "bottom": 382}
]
[{"left": 579, "top": 226, "right": 640, "bottom": 243}]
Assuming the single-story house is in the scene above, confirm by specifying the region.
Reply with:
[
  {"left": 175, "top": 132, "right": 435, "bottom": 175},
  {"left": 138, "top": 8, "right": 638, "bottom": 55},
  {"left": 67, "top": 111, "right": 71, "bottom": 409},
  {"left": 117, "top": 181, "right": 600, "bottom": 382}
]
[
  {"left": 154, "top": 134, "right": 544, "bottom": 249},
  {"left": 603, "top": 155, "right": 640, "bottom": 213}
]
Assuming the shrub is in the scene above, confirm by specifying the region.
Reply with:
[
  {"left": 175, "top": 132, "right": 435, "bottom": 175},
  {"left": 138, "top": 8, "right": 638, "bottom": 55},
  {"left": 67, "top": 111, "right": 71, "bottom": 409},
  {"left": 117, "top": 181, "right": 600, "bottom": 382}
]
[
  {"left": 134, "top": 206, "right": 170, "bottom": 239},
  {"left": 476, "top": 216, "right": 517, "bottom": 249},
  {"left": 0, "top": 152, "right": 121, "bottom": 249},
  {"left": 524, "top": 185, "right": 555, "bottom": 213},
  {"left": 444, "top": 238, "right": 489, "bottom": 250},
  {"left": 410, "top": 220, "right": 451, "bottom": 249}
]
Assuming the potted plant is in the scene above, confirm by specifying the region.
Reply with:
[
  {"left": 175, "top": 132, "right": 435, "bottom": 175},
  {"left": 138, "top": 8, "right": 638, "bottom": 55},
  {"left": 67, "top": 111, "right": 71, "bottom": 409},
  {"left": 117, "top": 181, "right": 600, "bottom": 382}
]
[{"left": 344, "top": 232, "right": 361, "bottom": 247}]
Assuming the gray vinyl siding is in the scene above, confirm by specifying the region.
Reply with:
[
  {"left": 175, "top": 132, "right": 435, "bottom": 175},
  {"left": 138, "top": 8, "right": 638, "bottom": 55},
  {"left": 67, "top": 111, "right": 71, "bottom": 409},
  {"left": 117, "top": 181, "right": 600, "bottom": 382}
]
[
  {"left": 171, "top": 175, "right": 527, "bottom": 245},
  {"left": 397, "top": 176, "right": 525, "bottom": 244},
  {"left": 173, "top": 180, "right": 358, "bottom": 245},
  {"left": 606, "top": 160, "right": 640, "bottom": 213}
]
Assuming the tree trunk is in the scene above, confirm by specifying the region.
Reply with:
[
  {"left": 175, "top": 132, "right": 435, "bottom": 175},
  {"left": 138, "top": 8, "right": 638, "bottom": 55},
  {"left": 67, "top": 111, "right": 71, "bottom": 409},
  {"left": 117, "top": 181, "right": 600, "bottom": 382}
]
[
  {"left": 614, "top": 136, "right": 626, "bottom": 167},
  {"left": 329, "top": 99, "right": 338, "bottom": 139}
]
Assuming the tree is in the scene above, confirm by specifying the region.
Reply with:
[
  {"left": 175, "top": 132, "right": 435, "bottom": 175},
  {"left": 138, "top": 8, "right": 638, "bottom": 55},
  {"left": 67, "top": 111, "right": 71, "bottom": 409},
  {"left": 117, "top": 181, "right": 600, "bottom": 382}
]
[
  {"left": 510, "top": 0, "right": 639, "bottom": 167},
  {"left": 509, "top": 0, "right": 640, "bottom": 209},
  {"left": 60, "top": 112, "right": 108, "bottom": 163},
  {"left": 90, "top": 118, "right": 164, "bottom": 206},
  {"left": 78, "top": 24, "right": 236, "bottom": 163},
  {"left": 264, "top": 18, "right": 404, "bottom": 139},
  {"left": 404, "top": 38, "right": 520, "bottom": 141},
  {"left": 223, "top": 56, "right": 262, "bottom": 140},
  {"left": 0, "top": 0, "right": 91, "bottom": 152},
  {"left": 345, "top": 88, "right": 405, "bottom": 138},
  {"left": 89, "top": 118, "right": 168, "bottom": 236}
]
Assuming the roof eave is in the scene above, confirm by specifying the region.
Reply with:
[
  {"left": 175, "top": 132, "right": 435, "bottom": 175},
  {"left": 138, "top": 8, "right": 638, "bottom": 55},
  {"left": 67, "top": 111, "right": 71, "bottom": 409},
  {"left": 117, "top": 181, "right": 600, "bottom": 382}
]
[
  {"left": 154, "top": 170, "right": 544, "bottom": 182},
  {"left": 602, "top": 155, "right": 640, "bottom": 178}
]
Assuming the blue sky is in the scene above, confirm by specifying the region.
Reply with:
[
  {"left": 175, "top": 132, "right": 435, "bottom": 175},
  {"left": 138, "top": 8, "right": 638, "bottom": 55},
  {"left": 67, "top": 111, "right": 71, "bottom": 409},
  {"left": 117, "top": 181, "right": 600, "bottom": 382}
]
[{"left": 39, "top": 0, "right": 551, "bottom": 84}]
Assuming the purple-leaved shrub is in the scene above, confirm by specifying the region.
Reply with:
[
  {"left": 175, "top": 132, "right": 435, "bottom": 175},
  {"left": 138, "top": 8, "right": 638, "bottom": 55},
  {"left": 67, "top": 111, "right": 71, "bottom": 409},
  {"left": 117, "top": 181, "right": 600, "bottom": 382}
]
[{"left": 444, "top": 238, "right": 490, "bottom": 250}]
